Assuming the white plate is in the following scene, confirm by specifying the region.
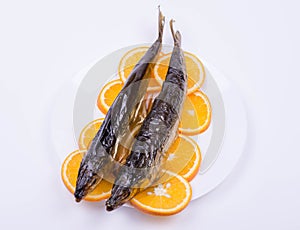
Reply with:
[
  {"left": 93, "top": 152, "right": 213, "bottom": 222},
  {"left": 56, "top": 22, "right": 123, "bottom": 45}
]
[{"left": 50, "top": 44, "right": 247, "bottom": 201}]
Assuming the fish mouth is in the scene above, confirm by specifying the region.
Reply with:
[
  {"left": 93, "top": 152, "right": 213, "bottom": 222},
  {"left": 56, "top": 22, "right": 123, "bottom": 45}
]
[
  {"left": 74, "top": 176, "right": 100, "bottom": 202},
  {"left": 74, "top": 165, "right": 102, "bottom": 202},
  {"left": 74, "top": 189, "right": 86, "bottom": 202},
  {"left": 105, "top": 186, "right": 132, "bottom": 211},
  {"left": 105, "top": 201, "right": 117, "bottom": 212}
]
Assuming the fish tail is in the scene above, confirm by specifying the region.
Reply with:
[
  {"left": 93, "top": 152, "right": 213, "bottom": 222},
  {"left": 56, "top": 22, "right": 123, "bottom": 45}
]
[
  {"left": 170, "top": 19, "right": 181, "bottom": 47},
  {"left": 158, "top": 6, "right": 165, "bottom": 41}
]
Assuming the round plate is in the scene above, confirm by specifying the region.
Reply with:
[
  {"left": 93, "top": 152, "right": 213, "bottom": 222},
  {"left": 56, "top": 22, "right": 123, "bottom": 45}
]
[{"left": 50, "top": 44, "right": 247, "bottom": 201}]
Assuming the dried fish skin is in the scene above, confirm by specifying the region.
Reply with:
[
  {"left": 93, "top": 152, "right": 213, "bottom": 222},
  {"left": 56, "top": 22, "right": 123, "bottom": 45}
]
[
  {"left": 74, "top": 10, "right": 165, "bottom": 202},
  {"left": 106, "top": 20, "right": 187, "bottom": 211}
]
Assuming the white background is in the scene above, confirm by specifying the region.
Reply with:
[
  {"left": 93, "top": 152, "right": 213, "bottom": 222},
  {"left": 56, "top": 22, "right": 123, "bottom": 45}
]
[{"left": 0, "top": 0, "right": 299, "bottom": 229}]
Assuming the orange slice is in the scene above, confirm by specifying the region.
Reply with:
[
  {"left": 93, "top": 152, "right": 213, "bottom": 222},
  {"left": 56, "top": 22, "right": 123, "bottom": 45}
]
[
  {"left": 61, "top": 150, "right": 113, "bottom": 202},
  {"left": 78, "top": 118, "right": 104, "bottom": 150},
  {"left": 154, "top": 51, "right": 206, "bottom": 94},
  {"left": 179, "top": 90, "right": 212, "bottom": 135},
  {"left": 118, "top": 46, "right": 163, "bottom": 92},
  {"left": 165, "top": 134, "right": 201, "bottom": 181},
  {"left": 131, "top": 170, "right": 192, "bottom": 216},
  {"left": 97, "top": 79, "right": 123, "bottom": 114}
]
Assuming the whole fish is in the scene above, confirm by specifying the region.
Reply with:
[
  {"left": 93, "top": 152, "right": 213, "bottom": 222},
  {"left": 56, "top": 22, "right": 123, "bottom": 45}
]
[
  {"left": 74, "top": 9, "right": 165, "bottom": 202},
  {"left": 106, "top": 20, "right": 187, "bottom": 211}
]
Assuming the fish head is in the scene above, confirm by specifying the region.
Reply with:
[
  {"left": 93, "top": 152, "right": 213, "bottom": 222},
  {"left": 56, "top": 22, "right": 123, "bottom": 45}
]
[
  {"left": 74, "top": 163, "right": 102, "bottom": 202},
  {"left": 105, "top": 185, "right": 136, "bottom": 211}
]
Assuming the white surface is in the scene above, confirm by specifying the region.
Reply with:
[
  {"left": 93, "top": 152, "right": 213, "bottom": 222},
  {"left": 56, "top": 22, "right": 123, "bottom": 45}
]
[{"left": 0, "top": 0, "right": 299, "bottom": 229}]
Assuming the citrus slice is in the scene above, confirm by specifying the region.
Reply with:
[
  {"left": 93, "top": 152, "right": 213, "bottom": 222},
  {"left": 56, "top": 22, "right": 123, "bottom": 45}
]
[
  {"left": 165, "top": 134, "right": 201, "bottom": 181},
  {"left": 61, "top": 150, "right": 112, "bottom": 202},
  {"left": 179, "top": 90, "right": 212, "bottom": 135},
  {"left": 97, "top": 79, "right": 123, "bottom": 114},
  {"left": 154, "top": 51, "right": 206, "bottom": 94},
  {"left": 78, "top": 118, "right": 104, "bottom": 150},
  {"left": 118, "top": 46, "right": 163, "bottom": 92},
  {"left": 131, "top": 170, "right": 192, "bottom": 216}
]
